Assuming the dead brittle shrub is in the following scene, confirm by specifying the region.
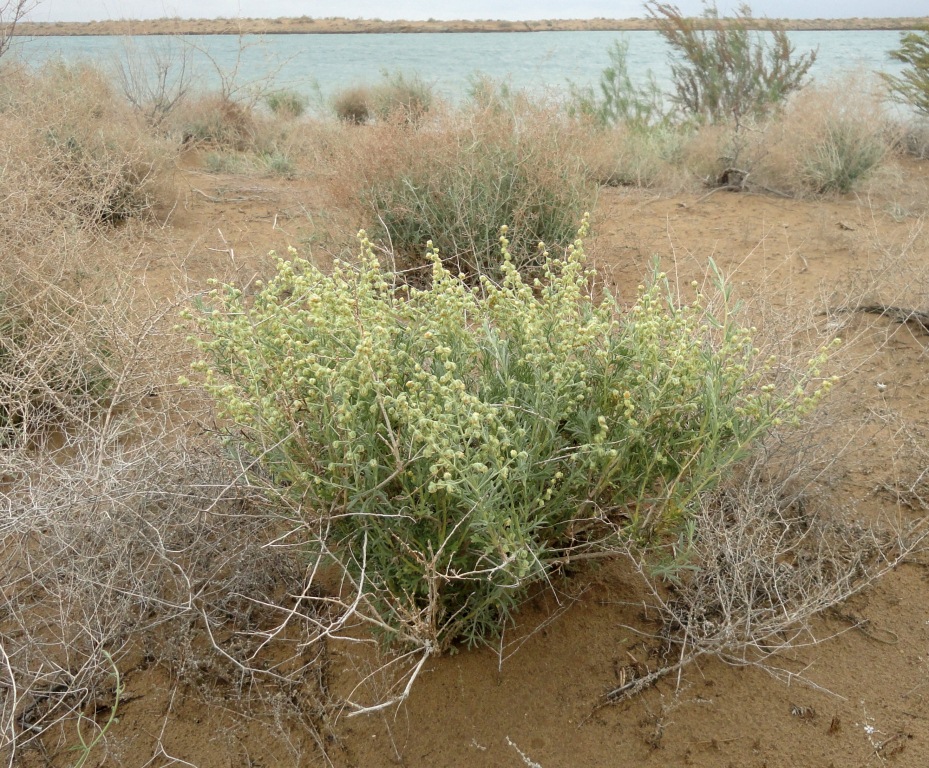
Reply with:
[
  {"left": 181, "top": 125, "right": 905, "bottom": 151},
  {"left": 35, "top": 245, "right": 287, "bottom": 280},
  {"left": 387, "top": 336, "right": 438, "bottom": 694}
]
[
  {"left": 0, "top": 0, "right": 33, "bottom": 63},
  {"left": 0, "top": 279, "right": 114, "bottom": 446},
  {"left": 899, "top": 119, "right": 929, "bottom": 159},
  {"left": 0, "top": 58, "right": 332, "bottom": 767},
  {"left": 111, "top": 35, "right": 194, "bottom": 129},
  {"left": 0, "top": 423, "right": 329, "bottom": 764},
  {"left": 0, "top": 61, "right": 175, "bottom": 443},
  {"left": 0, "top": 61, "right": 172, "bottom": 229}
]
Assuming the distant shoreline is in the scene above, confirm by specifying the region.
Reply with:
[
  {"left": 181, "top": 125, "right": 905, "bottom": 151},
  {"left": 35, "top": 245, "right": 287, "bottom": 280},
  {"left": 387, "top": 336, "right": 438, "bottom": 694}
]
[{"left": 14, "top": 16, "right": 929, "bottom": 37}]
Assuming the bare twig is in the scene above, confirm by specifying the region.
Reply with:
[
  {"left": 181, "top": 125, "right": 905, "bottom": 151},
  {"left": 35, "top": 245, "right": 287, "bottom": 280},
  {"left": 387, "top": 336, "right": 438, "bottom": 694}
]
[{"left": 0, "top": 0, "right": 36, "bottom": 61}]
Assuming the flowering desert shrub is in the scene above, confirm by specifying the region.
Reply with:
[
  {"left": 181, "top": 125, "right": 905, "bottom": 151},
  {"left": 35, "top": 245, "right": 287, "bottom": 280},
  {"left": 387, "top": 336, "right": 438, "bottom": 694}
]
[{"left": 190, "top": 219, "right": 835, "bottom": 651}]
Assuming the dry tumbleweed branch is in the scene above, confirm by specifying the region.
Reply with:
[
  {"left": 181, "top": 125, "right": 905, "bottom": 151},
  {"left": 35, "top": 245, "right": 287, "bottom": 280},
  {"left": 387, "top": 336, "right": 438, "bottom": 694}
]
[{"left": 606, "top": 478, "right": 927, "bottom": 704}]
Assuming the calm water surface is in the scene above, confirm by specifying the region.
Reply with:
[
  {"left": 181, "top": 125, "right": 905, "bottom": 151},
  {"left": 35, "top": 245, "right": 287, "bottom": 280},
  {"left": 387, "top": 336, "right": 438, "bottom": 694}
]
[{"left": 12, "top": 30, "right": 914, "bottom": 105}]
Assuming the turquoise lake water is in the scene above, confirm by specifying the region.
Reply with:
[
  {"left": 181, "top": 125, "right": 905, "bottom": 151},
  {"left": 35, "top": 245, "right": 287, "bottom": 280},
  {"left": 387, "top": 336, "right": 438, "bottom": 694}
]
[{"left": 11, "top": 29, "right": 915, "bottom": 106}]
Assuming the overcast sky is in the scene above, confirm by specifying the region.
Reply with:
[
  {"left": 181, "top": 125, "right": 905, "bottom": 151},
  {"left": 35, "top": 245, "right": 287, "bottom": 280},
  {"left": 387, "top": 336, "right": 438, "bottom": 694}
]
[{"left": 21, "top": 1, "right": 929, "bottom": 23}]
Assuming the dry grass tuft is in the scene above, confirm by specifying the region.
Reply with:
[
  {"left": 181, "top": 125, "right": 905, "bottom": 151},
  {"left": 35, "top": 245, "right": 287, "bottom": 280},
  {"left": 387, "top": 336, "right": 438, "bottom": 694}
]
[
  {"left": 681, "top": 73, "right": 893, "bottom": 196},
  {"left": 332, "top": 85, "right": 372, "bottom": 124},
  {"left": 586, "top": 123, "right": 691, "bottom": 190},
  {"left": 762, "top": 75, "right": 891, "bottom": 195},
  {"left": 326, "top": 97, "right": 597, "bottom": 278},
  {"left": 331, "top": 73, "right": 434, "bottom": 126},
  {"left": 900, "top": 119, "right": 929, "bottom": 159},
  {"left": 173, "top": 93, "right": 260, "bottom": 150}
]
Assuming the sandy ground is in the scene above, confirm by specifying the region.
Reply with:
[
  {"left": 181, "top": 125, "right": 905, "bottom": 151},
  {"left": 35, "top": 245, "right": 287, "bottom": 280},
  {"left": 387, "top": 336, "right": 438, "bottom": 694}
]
[
  {"left": 16, "top": 16, "right": 929, "bottom": 36},
  {"left": 18, "top": 152, "right": 927, "bottom": 767}
]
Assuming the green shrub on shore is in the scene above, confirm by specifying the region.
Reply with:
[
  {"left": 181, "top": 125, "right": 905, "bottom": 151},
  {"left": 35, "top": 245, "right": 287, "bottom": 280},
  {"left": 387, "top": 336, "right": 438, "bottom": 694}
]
[
  {"left": 190, "top": 219, "right": 836, "bottom": 651},
  {"left": 265, "top": 88, "right": 309, "bottom": 118},
  {"left": 882, "top": 29, "right": 929, "bottom": 117},
  {"left": 572, "top": 3, "right": 891, "bottom": 197},
  {"left": 646, "top": 1, "right": 816, "bottom": 126},
  {"left": 568, "top": 39, "right": 668, "bottom": 129}
]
